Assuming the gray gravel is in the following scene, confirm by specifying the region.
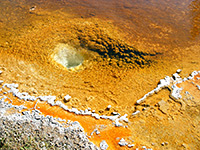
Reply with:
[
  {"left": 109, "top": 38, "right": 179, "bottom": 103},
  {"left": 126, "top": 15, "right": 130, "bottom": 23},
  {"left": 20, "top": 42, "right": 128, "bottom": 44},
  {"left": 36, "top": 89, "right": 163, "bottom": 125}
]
[{"left": 0, "top": 99, "right": 99, "bottom": 150}]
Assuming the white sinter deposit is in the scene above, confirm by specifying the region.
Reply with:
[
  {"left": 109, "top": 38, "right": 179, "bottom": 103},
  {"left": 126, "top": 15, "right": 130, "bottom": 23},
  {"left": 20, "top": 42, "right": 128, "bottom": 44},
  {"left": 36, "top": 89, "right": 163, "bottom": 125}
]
[
  {"left": 0, "top": 95, "right": 99, "bottom": 150},
  {"left": 136, "top": 70, "right": 200, "bottom": 105},
  {"left": 1, "top": 69, "right": 200, "bottom": 149},
  {"left": 0, "top": 77, "right": 129, "bottom": 128}
]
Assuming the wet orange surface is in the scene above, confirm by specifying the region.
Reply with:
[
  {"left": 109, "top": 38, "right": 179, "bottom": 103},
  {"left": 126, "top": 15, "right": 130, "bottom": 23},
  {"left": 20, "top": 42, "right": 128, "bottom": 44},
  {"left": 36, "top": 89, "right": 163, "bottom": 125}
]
[
  {"left": 3, "top": 92, "right": 131, "bottom": 149},
  {"left": 0, "top": 0, "right": 200, "bottom": 149}
]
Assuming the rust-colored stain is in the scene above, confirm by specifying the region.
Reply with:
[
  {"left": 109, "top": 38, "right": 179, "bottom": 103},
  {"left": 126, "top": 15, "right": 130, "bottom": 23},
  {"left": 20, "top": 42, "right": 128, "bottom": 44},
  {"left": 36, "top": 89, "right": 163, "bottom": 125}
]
[
  {"left": 4, "top": 93, "right": 131, "bottom": 149},
  {"left": 1, "top": 0, "right": 200, "bottom": 149}
]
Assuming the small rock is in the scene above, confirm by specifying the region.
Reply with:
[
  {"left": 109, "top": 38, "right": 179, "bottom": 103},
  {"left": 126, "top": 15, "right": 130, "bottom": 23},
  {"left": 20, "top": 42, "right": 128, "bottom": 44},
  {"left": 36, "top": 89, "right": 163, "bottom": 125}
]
[
  {"left": 29, "top": 6, "right": 36, "bottom": 11},
  {"left": 142, "top": 108, "right": 146, "bottom": 111},
  {"left": 158, "top": 100, "right": 169, "bottom": 114},
  {"left": 22, "top": 111, "right": 30, "bottom": 116},
  {"left": 196, "top": 85, "right": 200, "bottom": 90},
  {"left": 34, "top": 115, "right": 41, "bottom": 120},
  {"left": 112, "top": 112, "right": 119, "bottom": 115},
  {"left": 142, "top": 146, "right": 147, "bottom": 149},
  {"left": 71, "top": 121, "right": 84, "bottom": 131},
  {"left": 100, "top": 140, "right": 108, "bottom": 150},
  {"left": 64, "top": 95, "right": 71, "bottom": 102},
  {"left": 132, "top": 110, "right": 140, "bottom": 116},
  {"left": 32, "top": 89, "right": 38, "bottom": 94},
  {"left": 57, "top": 118, "right": 63, "bottom": 122},
  {"left": 118, "top": 138, "right": 128, "bottom": 146},
  {"left": 181, "top": 143, "right": 187, "bottom": 148},
  {"left": 96, "top": 130, "right": 100, "bottom": 135},
  {"left": 176, "top": 69, "right": 182, "bottom": 74},
  {"left": 128, "top": 144, "right": 135, "bottom": 148},
  {"left": 107, "top": 105, "right": 111, "bottom": 109}
]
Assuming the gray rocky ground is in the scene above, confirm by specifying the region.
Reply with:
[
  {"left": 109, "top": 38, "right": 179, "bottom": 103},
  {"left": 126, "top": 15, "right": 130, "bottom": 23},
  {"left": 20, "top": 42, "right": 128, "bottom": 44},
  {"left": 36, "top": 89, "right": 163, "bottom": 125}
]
[{"left": 0, "top": 100, "right": 99, "bottom": 150}]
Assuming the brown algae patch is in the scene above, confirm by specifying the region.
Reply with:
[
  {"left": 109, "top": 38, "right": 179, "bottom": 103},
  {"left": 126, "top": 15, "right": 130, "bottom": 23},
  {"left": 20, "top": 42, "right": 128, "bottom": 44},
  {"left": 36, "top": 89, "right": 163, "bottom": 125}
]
[{"left": 76, "top": 23, "right": 155, "bottom": 68}]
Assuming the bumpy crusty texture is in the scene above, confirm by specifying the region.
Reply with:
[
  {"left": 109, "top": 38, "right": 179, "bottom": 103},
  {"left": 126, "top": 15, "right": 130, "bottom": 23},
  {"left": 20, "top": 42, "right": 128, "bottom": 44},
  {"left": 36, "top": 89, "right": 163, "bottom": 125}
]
[
  {"left": 76, "top": 23, "right": 152, "bottom": 67},
  {"left": 1, "top": 0, "right": 200, "bottom": 150},
  {"left": 0, "top": 111, "right": 98, "bottom": 150}
]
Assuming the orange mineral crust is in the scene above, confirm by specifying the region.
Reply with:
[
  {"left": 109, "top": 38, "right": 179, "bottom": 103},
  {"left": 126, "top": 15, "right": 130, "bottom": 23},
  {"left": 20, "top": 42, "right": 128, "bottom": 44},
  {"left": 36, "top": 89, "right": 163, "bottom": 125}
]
[
  {"left": 1, "top": 70, "right": 200, "bottom": 149},
  {"left": 0, "top": 0, "right": 200, "bottom": 149},
  {"left": 0, "top": 0, "right": 200, "bottom": 115},
  {"left": 2, "top": 90, "right": 131, "bottom": 149}
]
